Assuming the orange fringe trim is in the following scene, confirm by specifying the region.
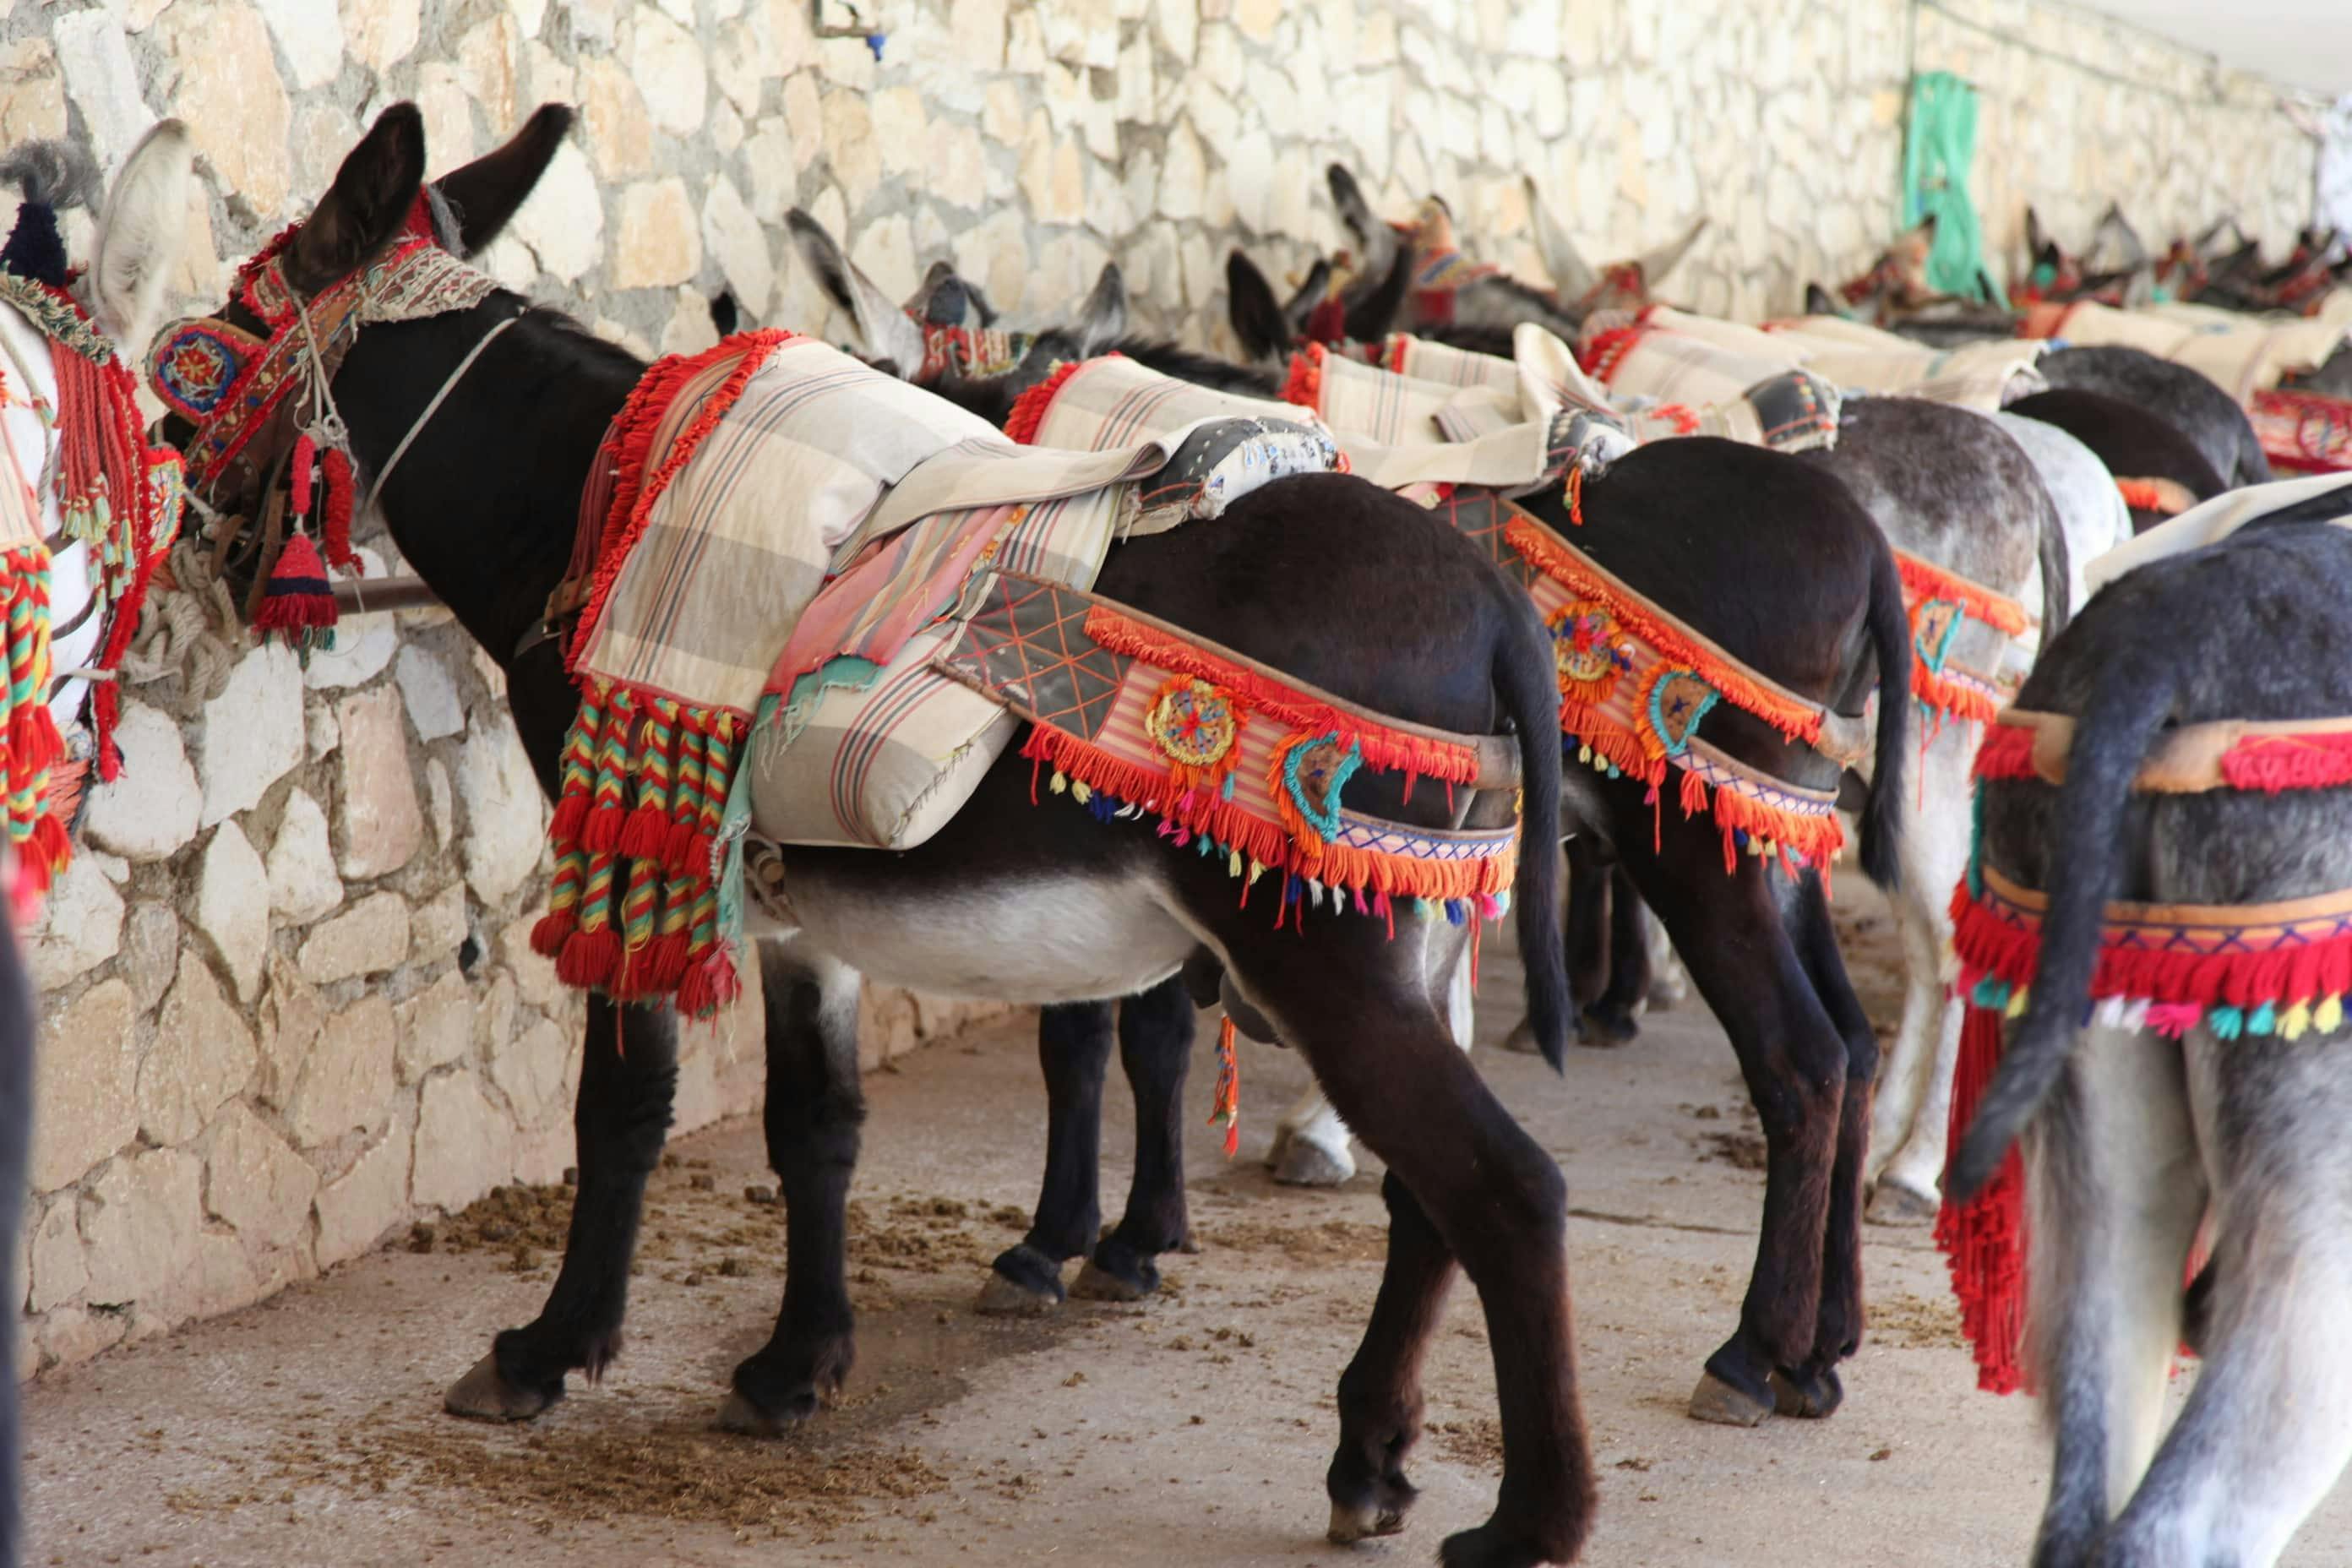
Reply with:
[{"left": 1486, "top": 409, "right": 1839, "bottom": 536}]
[
  {"left": 1083, "top": 606, "right": 1484, "bottom": 787},
  {"left": 1914, "top": 669, "right": 2003, "bottom": 727},
  {"left": 1021, "top": 726, "right": 1514, "bottom": 910},
  {"left": 1004, "top": 356, "right": 1091, "bottom": 445},
  {"left": 1893, "top": 551, "right": 2031, "bottom": 639},
  {"left": 2115, "top": 476, "right": 2198, "bottom": 517},
  {"left": 1505, "top": 515, "right": 1826, "bottom": 747},
  {"left": 569, "top": 329, "right": 796, "bottom": 669}
]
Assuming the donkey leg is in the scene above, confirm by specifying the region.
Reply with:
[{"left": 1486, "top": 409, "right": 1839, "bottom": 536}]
[
  {"left": 1583, "top": 864, "right": 1652, "bottom": 1045},
  {"left": 1075, "top": 974, "right": 1195, "bottom": 1301},
  {"left": 1777, "top": 871, "right": 1881, "bottom": 1417},
  {"left": 1290, "top": 986, "right": 1592, "bottom": 1567},
  {"left": 718, "top": 947, "right": 867, "bottom": 1434},
  {"left": 447, "top": 996, "right": 678, "bottom": 1421},
  {"left": 2023, "top": 1024, "right": 2202, "bottom": 1568},
  {"left": 1269, "top": 1084, "right": 1360, "bottom": 1187},
  {"left": 1643, "top": 866, "right": 1849, "bottom": 1427},
  {"left": 982, "top": 1002, "right": 1113, "bottom": 1315},
  {"left": 1867, "top": 734, "right": 1976, "bottom": 1220},
  {"left": 1564, "top": 838, "right": 1617, "bottom": 1044},
  {"left": 1326, "top": 1172, "right": 1458, "bottom": 1544}
]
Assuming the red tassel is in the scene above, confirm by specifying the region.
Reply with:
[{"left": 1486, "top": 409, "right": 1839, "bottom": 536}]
[
  {"left": 557, "top": 925, "right": 623, "bottom": 989},
  {"left": 1936, "top": 1002, "right": 2031, "bottom": 1395},
  {"left": 252, "top": 531, "right": 338, "bottom": 651},
  {"left": 319, "top": 448, "right": 357, "bottom": 571},
  {"left": 548, "top": 792, "right": 590, "bottom": 847},
  {"left": 289, "top": 432, "right": 316, "bottom": 516},
  {"left": 619, "top": 803, "right": 669, "bottom": 863},
  {"left": 95, "top": 683, "right": 122, "bottom": 782},
  {"left": 530, "top": 908, "right": 578, "bottom": 959}
]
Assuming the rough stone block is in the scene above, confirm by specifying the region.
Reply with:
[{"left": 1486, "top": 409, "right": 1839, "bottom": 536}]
[
  {"left": 411, "top": 1070, "right": 504, "bottom": 1211},
  {"left": 83, "top": 700, "right": 200, "bottom": 862},
  {"left": 335, "top": 687, "right": 425, "bottom": 879},
  {"left": 456, "top": 714, "right": 545, "bottom": 905},
  {"left": 285, "top": 994, "right": 396, "bottom": 1148},
  {"left": 79, "top": 1147, "right": 204, "bottom": 1315},
  {"left": 139, "top": 956, "right": 259, "bottom": 1146},
  {"left": 267, "top": 787, "right": 343, "bottom": 925},
  {"left": 26, "top": 851, "right": 123, "bottom": 991},
  {"left": 32, "top": 979, "right": 137, "bottom": 1192},
  {"left": 204, "top": 1102, "right": 319, "bottom": 1255},
  {"left": 199, "top": 645, "right": 305, "bottom": 828},
  {"left": 194, "top": 823, "right": 270, "bottom": 1003},
  {"left": 313, "top": 1118, "right": 412, "bottom": 1268},
  {"left": 395, "top": 968, "right": 474, "bottom": 1083},
  {"left": 297, "top": 891, "right": 411, "bottom": 987}
]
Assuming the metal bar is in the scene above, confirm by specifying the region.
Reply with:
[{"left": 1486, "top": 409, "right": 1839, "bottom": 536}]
[{"left": 332, "top": 574, "right": 444, "bottom": 614}]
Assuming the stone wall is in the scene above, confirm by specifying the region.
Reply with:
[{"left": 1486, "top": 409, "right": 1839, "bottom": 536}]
[{"left": 4, "top": 0, "right": 2326, "bottom": 1373}]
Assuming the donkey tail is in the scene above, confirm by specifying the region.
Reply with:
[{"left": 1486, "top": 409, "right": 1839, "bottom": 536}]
[
  {"left": 1946, "top": 650, "right": 2176, "bottom": 1202},
  {"left": 1496, "top": 588, "right": 1571, "bottom": 1070},
  {"left": 1857, "top": 536, "right": 1913, "bottom": 892}
]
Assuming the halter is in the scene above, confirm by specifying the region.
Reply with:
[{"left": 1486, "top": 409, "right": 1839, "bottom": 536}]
[{"left": 146, "top": 192, "right": 501, "bottom": 650}]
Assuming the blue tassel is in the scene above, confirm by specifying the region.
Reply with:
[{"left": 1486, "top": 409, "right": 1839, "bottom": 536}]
[
  {"left": 2210, "top": 1005, "right": 2245, "bottom": 1040},
  {"left": 1446, "top": 899, "right": 1467, "bottom": 926},
  {"left": 1221, "top": 773, "right": 1235, "bottom": 799},
  {"left": 1087, "top": 792, "right": 1118, "bottom": 822},
  {"left": 1971, "top": 973, "right": 2009, "bottom": 1010},
  {"left": 2248, "top": 1001, "right": 2277, "bottom": 1037}
]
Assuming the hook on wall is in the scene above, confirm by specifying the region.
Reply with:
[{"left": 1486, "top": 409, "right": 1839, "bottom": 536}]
[{"left": 812, "top": 0, "right": 887, "bottom": 62}]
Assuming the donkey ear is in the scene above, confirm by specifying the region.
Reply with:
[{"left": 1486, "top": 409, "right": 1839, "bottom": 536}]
[
  {"left": 87, "top": 118, "right": 193, "bottom": 362},
  {"left": 1072, "top": 261, "right": 1128, "bottom": 356},
  {"left": 288, "top": 102, "right": 426, "bottom": 295},
  {"left": 1225, "top": 250, "right": 1294, "bottom": 362},
  {"left": 784, "top": 207, "right": 923, "bottom": 372},
  {"left": 432, "top": 102, "right": 573, "bottom": 258},
  {"left": 1326, "top": 161, "right": 1398, "bottom": 279},
  {"left": 1804, "top": 281, "right": 1840, "bottom": 318},
  {"left": 1633, "top": 216, "right": 1706, "bottom": 286},
  {"left": 1280, "top": 257, "right": 1331, "bottom": 332},
  {"left": 2024, "top": 206, "right": 2047, "bottom": 259},
  {"left": 1523, "top": 174, "right": 1596, "bottom": 299}
]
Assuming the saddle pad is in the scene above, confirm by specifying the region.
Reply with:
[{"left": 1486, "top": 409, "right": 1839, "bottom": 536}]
[
  {"left": 2033, "top": 299, "right": 2348, "bottom": 400},
  {"left": 1587, "top": 314, "right": 2039, "bottom": 413},
  {"left": 1014, "top": 353, "right": 1317, "bottom": 451},
  {"left": 2251, "top": 388, "right": 2352, "bottom": 476},
  {"left": 2082, "top": 471, "right": 2352, "bottom": 593}
]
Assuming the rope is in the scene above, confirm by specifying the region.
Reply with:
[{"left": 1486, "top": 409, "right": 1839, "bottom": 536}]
[{"left": 116, "top": 536, "right": 240, "bottom": 702}]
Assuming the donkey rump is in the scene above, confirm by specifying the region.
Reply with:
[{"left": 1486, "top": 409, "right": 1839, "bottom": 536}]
[{"left": 1940, "top": 707, "right": 2352, "bottom": 1393}]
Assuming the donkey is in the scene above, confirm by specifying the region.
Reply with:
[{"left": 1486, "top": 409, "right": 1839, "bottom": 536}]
[
  {"left": 0, "top": 121, "right": 193, "bottom": 1568},
  {"left": 2005, "top": 389, "right": 2230, "bottom": 532},
  {"left": 798, "top": 226, "right": 1926, "bottom": 1429},
  {"left": 161, "top": 103, "right": 1609, "bottom": 1565},
  {"left": 1947, "top": 486, "right": 2352, "bottom": 1567}
]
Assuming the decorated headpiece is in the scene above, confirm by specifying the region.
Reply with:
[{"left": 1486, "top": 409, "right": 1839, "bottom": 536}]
[{"left": 144, "top": 190, "right": 496, "bottom": 654}]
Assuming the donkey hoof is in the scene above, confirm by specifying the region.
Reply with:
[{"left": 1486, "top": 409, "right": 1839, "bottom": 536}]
[
  {"left": 1272, "top": 1137, "right": 1355, "bottom": 1188},
  {"left": 1865, "top": 1180, "right": 1940, "bottom": 1228},
  {"left": 1687, "top": 1371, "right": 1774, "bottom": 1428},
  {"left": 974, "top": 1271, "right": 1064, "bottom": 1316},
  {"left": 1499, "top": 1015, "right": 1544, "bottom": 1055},
  {"left": 1327, "top": 1500, "right": 1409, "bottom": 1544},
  {"left": 444, "top": 1353, "right": 560, "bottom": 1423},
  {"left": 1576, "top": 1004, "right": 1641, "bottom": 1048},
  {"left": 1771, "top": 1366, "right": 1844, "bottom": 1419},
  {"left": 1070, "top": 1258, "right": 1154, "bottom": 1303},
  {"left": 714, "top": 1388, "right": 804, "bottom": 1437}
]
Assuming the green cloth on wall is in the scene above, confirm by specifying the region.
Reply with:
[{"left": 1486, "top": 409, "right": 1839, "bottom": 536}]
[{"left": 1902, "top": 69, "right": 1992, "bottom": 301}]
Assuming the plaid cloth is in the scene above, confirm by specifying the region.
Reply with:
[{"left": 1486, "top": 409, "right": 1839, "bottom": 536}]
[
  {"left": 1025, "top": 354, "right": 1320, "bottom": 451},
  {"left": 2082, "top": 472, "right": 2352, "bottom": 594},
  {"left": 2033, "top": 299, "right": 2350, "bottom": 401},
  {"left": 2251, "top": 389, "right": 2352, "bottom": 475},
  {"left": 1381, "top": 334, "right": 1522, "bottom": 392},
  {"left": 1593, "top": 310, "right": 2043, "bottom": 412}
]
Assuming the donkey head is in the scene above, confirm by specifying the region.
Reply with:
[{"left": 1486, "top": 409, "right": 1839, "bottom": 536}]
[
  {"left": 785, "top": 210, "right": 1015, "bottom": 373},
  {"left": 2, "top": 122, "right": 196, "bottom": 364}
]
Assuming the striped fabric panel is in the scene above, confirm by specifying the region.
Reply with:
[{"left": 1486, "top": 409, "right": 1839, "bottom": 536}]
[{"left": 1033, "top": 357, "right": 1318, "bottom": 454}]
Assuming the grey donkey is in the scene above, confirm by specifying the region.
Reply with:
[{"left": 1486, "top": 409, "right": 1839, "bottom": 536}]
[{"left": 1951, "top": 481, "right": 2352, "bottom": 1567}]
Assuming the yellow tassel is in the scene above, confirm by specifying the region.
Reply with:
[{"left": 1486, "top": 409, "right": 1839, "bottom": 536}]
[
  {"left": 2005, "top": 985, "right": 2030, "bottom": 1019},
  {"left": 2282, "top": 1000, "right": 2312, "bottom": 1040},
  {"left": 1578, "top": 743, "right": 1592, "bottom": 764},
  {"left": 1049, "top": 768, "right": 1068, "bottom": 794},
  {"left": 1070, "top": 781, "right": 1092, "bottom": 804},
  {"left": 1247, "top": 859, "right": 1266, "bottom": 885},
  {"left": 1228, "top": 848, "right": 1244, "bottom": 878},
  {"left": 2319, "top": 994, "right": 2344, "bottom": 1035}
]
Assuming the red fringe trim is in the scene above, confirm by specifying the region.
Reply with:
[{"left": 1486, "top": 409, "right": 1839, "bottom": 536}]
[
  {"left": 1505, "top": 516, "right": 1826, "bottom": 747},
  {"left": 1935, "top": 1002, "right": 2030, "bottom": 1395},
  {"left": 1896, "top": 552, "right": 2031, "bottom": 638},
  {"left": 1575, "top": 324, "right": 1644, "bottom": 384},
  {"left": 1281, "top": 342, "right": 1327, "bottom": 411},
  {"left": 1004, "top": 356, "right": 1093, "bottom": 445},
  {"left": 1914, "top": 668, "right": 2002, "bottom": 727},
  {"left": 2223, "top": 731, "right": 2352, "bottom": 794},
  {"left": 1083, "top": 607, "right": 1484, "bottom": 786},
  {"left": 1972, "top": 720, "right": 2039, "bottom": 781},
  {"left": 569, "top": 329, "right": 796, "bottom": 671}
]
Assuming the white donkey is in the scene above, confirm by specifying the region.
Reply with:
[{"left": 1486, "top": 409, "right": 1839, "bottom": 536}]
[{"left": 0, "top": 123, "right": 194, "bottom": 765}]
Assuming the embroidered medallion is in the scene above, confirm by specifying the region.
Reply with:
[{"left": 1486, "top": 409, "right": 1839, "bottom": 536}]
[
  {"left": 1549, "top": 600, "right": 1635, "bottom": 705},
  {"left": 150, "top": 319, "right": 259, "bottom": 421},
  {"left": 1912, "top": 596, "right": 1963, "bottom": 675},
  {"left": 1275, "top": 730, "right": 1363, "bottom": 844},
  {"left": 1144, "top": 674, "right": 1244, "bottom": 798},
  {"left": 1642, "top": 667, "right": 1719, "bottom": 759}
]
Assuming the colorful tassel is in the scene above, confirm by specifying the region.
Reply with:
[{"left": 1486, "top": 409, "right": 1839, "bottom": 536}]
[
  {"left": 251, "top": 531, "right": 337, "bottom": 656},
  {"left": 1211, "top": 1015, "right": 1240, "bottom": 1158}
]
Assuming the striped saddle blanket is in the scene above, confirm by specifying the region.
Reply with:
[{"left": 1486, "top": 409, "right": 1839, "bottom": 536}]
[{"left": 537, "top": 329, "right": 1338, "bottom": 1010}]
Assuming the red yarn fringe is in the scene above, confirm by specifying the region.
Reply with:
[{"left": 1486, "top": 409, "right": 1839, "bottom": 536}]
[
  {"left": 319, "top": 448, "right": 358, "bottom": 571},
  {"left": 2221, "top": 731, "right": 2352, "bottom": 794},
  {"left": 569, "top": 329, "right": 796, "bottom": 670},
  {"left": 1004, "top": 356, "right": 1092, "bottom": 445},
  {"left": 1972, "top": 718, "right": 2039, "bottom": 781},
  {"left": 1575, "top": 324, "right": 1644, "bottom": 384},
  {"left": 1280, "top": 342, "right": 1327, "bottom": 411},
  {"left": 1935, "top": 1001, "right": 2030, "bottom": 1395}
]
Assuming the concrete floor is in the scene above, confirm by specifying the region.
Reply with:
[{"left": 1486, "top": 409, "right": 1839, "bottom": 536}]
[{"left": 21, "top": 891, "right": 2352, "bottom": 1567}]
